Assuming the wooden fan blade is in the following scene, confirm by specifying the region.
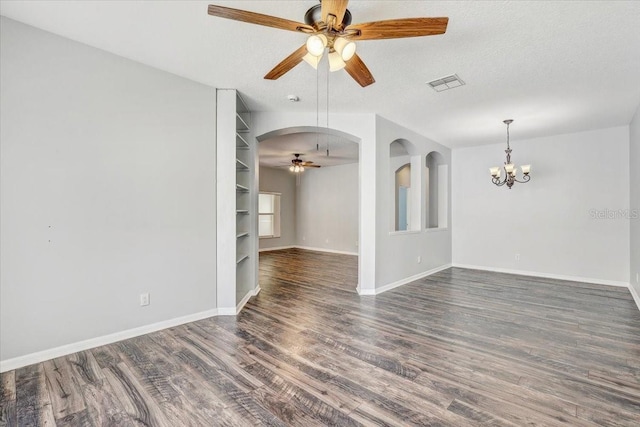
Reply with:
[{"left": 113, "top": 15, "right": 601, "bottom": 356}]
[
  {"left": 322, "top": 0, "right": 349, "bottom": 30},
  {"left": 348, "top": 17, "right": 448, "bottom": 40},
  {"left": 304, "top": 164, "right": 321, "bottom": 168},
  {"left": 344, "top": 54, "right": 375, "bottom": 87},
  {"left": 208, "top": 4, "right": 314, "bottom": 33},
  {"left": 264, "top": 45, "right": 308, "bottom": 80},
  {"left": 301, "top": 161, "right": 314, "bottom": 165}
]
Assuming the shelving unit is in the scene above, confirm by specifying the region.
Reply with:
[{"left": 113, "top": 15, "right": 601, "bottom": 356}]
[{"left": 216, "top": 89, "right": 257, "bottom": 312}]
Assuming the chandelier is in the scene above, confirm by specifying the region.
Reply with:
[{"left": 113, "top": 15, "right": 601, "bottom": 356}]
[{"left": 490, "top": 119, "right": 531, "bottom": 189}]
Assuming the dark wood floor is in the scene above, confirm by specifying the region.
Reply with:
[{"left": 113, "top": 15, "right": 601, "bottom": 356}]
[{"left": 2, "top": 248, "right": 640, "bottom": 426}]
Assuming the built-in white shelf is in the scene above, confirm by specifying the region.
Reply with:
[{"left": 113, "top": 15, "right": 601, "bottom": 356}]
[
  {"left": 236, "top": 133, "right": 249, "bottom": 148},
  {"left": 217, "top": 89, "right": 255, "bottom": 310},
  {"left": 236, "top": 113, "right": 250, "bottom": 132},
  {"left": 236, "top": 159, "right": 250, "bottom": 170}
]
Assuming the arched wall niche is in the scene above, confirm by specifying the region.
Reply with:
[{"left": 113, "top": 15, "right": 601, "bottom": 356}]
[
  {"left": 390, "top": 139, "right": 420, "bottom": 232},
  {"left": 425, "top": 151, "right": 448, "bottom": 229}
]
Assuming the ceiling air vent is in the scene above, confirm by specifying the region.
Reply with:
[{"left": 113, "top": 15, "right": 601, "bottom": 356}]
[{"left": 427, "top": 74, "right": 465, "bottom": 92}]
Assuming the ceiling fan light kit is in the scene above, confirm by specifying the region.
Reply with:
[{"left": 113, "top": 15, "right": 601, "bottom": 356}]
[
  {"left": 207, "top": 1, "right": 449, "bottom": 87},
  {"left": 302, "top": 52, "right": 321, "bottom": 69},
  {"left": 328, "top": 50, "right": 346, "bottom": 71},
  {"left": 334, "top": 37, "right": 356, "bottom": 61},
  {"left": 490, "top": 120, "right": 531, "bottom": 189},
  {"left": 306, "top": 34, "right": 328, "bottom": 56}
]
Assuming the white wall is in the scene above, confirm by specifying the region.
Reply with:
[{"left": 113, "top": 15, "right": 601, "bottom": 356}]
[
  {"left": 296, "top": 164, "right": 359, "bottom": 254},
  {"left": 630, "top": 106, "right": 640, "bottom": 303},
  {"left": 452, "top": 126, "right": 630, "bottom": 285},
  {"left": 259, "top": 166, "right": 296, "bottom": 250},
  {"left": 375, "top": 116, "right": 453, "bottom": 289},
  {"left": 0, "top": 18, "right": 217, "bottom": 362}
]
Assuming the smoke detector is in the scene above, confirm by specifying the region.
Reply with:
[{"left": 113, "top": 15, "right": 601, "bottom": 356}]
[
  {"left": 287, "top": 94, "right": 300, "bottom": 102},
  {"left": 427, "top": 74, "right": 465, "bottom": 92}
]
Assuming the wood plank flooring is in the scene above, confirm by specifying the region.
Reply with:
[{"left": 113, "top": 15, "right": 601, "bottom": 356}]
[{"left": 2, "top": 247, "right": 640, "bottom": 426}]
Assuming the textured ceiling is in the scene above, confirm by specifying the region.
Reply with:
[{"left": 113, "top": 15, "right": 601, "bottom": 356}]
[
  {"left": 1, "top": 1, "right": 639, "bottom": 149},
  {"left": 259, "top": 132, "right": 358, "bottom": 168}
]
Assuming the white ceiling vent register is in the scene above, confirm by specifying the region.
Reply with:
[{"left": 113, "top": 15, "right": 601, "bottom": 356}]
[{"left": 427, "top": 74, "right": 465, "bottom": 92}]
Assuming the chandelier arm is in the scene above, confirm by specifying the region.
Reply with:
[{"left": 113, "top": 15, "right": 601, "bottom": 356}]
[
  {"left": 514, "top": 175, "right": 531, "bottom": 184},
  {"left": 491, "top": 177, "right": 507, "bottom": 186}
]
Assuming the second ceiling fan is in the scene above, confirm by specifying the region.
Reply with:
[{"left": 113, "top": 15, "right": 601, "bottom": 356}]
[
  {"left": 289, "top": 153, "right": 320, "bottom": 173},
  {"left": 207, "top": 1, "right": 449, "bottom": 87}
]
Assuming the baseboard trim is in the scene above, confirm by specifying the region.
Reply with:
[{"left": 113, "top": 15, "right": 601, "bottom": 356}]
[
  {"left": 294, "top": 246, "right": 358, "bottom": 256},
  {"left": 451, "top": 263, "right": 629, "bottom": 288},
  {"left": 356, "top": 286, "right": 376, "bottom": 296},
  {"left": 258, "top": 245, "right": 295, "bottom": 253},
  {"left": 356, "top": 264, "right": 452, "bottom": 296},
  {"left": 0, "top": 308, "right": 219, "bottom": 373},
  {"left": 259, "top": 245, "right": 358, "bottom": 256},
  {"left": 628, "top": 283, "right": 640, "bottom": 312},
  {"left": 218, "top": 286, "right": 261, "bottom": 316}
]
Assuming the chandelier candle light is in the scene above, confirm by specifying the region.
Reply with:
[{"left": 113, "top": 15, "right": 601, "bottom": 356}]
[{"left": 490, "top": 119, "right": 531, "bottom": 189}]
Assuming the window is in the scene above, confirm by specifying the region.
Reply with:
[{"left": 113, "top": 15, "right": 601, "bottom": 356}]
[{"left": 259, "top": 192, "right": 281, "bottom": 238}]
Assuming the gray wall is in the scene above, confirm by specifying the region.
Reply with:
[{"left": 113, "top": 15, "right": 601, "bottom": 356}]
[
  {"left": 452, "top": 126, "right": 630, "bottom": 284},
  {"left": 296, "top": 164, "right": 359, "bottom": 254},
  {"left": 630, "top": 106, "right": 640, "bottom": 300},
  {"left": 258, "top": 166, "right": 296, "bottom": 250},
  {"left": 0, "top": 18, "right": 217, "bottom": 361},
  {"left": 375, "top": 116, "right": 453, "bottom": 288}
]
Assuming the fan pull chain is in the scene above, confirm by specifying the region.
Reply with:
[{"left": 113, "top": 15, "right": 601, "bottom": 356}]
[
  {"left": 316, "top": 64, "right": 319, "bottom": 151},
  {"left": 326, "top": 58, "right": 330, "bottom": 157}
]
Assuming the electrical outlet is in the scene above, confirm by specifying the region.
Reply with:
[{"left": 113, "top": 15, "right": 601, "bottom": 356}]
[
  {"left": 515, "top": 253, "right": 520, "bottom": 262},
  {"left": 417, "top": 256, "right": 421, "bottom": 264},
  {"left": 140, "top": 293, "right": 150, "bottom": 306}
]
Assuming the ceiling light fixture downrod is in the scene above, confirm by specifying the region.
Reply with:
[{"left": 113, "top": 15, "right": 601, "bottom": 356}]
[{"left": 489, "top": 120, "right": 531, "bottom": 189}]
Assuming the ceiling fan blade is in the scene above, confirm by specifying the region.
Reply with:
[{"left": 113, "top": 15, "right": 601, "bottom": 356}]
[
  {"left": 264, "top": 45, "right": 308, "bottom": 80},
  {"left": 344, "top": 54, "right": 375, "bottom": 87},
  {"left": 322, "top": 0, "right": 349, "bottom": 30},
  {"left": 208, "top": 4, "right": 314, "bottom": 33},
  {"left": 348, "top": 17, "right": 448, "bottom": 40},
  {"left": 304, "top": 164, "right": 322, "bottom": 168}
]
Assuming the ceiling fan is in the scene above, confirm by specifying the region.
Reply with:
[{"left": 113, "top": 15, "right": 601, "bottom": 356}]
[
  {"left": 207, "top": 1, "right": 449, "bottom": 87},
  {"left": 290, "top": 153, "right": 320, "bottom": 172}
]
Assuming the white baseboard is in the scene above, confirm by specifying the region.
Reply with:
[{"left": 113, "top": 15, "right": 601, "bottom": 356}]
[
  {"left": 356, "top": 264, "right": 452, "bottom": 296},
  {"left": 629, "top": 283, "right": 640, "bottom": 312},
  {"left": 451, "top": 263, "right": 629, "bottom": 288},
  {"left": 218, "top": 286, "right": 261, "bottom": 316},
  {"left": 356, "top": 286, "right": 376, "bottom": 295},
  {"left": 259, "top": 245, "right": 295, "bottom": 253},
  {"left": 259, "top": 245, "right": 358, "bottom": 256},
  {"left": 375, "top": 264, "right": 453, "bottom": 295},
  {"left": 0, "top": 308, "right": 219, "bottom": 373},
  {"left": 294, "top": 245, "right": 358, "bottom": 256}
]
